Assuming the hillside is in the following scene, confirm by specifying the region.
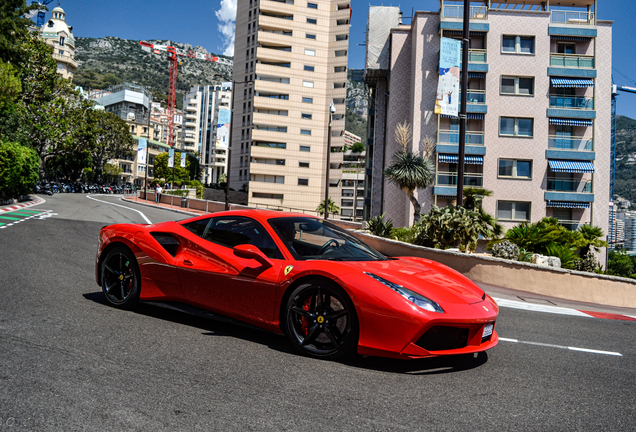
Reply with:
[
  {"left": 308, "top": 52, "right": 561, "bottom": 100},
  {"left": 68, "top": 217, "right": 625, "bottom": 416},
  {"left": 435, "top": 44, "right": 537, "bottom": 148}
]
[
  {"left": 74, "top": 37, "right": 233, "bottom": 109},
  {"left": 615, "top": 115, "right": 636, "bottom": 203}
]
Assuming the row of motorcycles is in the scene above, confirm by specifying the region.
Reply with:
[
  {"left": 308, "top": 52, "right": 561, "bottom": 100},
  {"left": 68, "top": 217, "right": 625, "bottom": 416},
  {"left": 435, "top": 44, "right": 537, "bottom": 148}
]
[{"left": 34, "top": 181, "right": 136, "bottom": 196}]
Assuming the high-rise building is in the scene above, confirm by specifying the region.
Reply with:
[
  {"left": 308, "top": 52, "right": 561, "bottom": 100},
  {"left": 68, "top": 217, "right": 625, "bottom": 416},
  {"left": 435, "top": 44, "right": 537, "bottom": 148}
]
[
  {"left": 231, "top": 0, "right": 351, "bottom": 212},
  {"left": 365, "top": 2, "right": 611, "bottom": 262},
  {"left": 40, "top": 6, "right": 77, "bottom": 80},
  {"left": 183, "top": 84, "right": 233, "bottom": 185}
]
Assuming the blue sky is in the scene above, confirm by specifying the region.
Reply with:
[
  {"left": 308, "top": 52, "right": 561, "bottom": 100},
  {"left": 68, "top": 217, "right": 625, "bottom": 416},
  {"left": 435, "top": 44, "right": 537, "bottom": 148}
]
[{"left": 51, "top": 0, "right": 636, "bottom": 118}]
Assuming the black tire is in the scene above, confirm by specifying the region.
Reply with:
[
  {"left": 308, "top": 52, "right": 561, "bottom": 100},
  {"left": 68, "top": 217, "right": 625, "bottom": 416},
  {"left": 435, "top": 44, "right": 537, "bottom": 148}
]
[
  {"left": 100, "top": 246, "right": 140, "bottom": 309},
  {"left": 284, "top": 279, "right": 358, "bottom": 360}
]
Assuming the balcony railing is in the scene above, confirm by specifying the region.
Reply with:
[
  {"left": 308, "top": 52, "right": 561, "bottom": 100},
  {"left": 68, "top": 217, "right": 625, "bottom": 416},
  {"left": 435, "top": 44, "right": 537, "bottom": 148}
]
[
  {"left": 437, "top": 172, "right": 483, "bottom": 187},
  {"left": 547, "top": 178, "right": 592, "bottom": 193},
  {"left": 461, "top": 49, "right": 487, "bottom": 63},
  {"left": 438, "top": 130, "right": 484, "bottom": 146},
  {"left": 442, "top": 5, "right": 488, "bottom": 19},
  {"left": 549, "top": 95, "right": 594, "bottom": 110},
  {"left": 550, "top": 54, "right": 594, "bottom": 69},
  {"left": 558, "top": 220, "right": 586, "bottom": 231},
  {"left": 459, "top": 89, "right": 486, "bottom": 104},
  {"left": 550, "top": 10, "right": 595, "bottom": 25},
  {"left": 548, "top": 135, "right": 593, "bottom": 151}
]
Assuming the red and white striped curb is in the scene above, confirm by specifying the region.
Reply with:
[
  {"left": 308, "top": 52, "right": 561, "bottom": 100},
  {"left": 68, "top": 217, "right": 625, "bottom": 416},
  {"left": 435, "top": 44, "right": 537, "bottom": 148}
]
[
  {"left": 494, "top": 298, "right": 636, "bottom": 322},
  {"left": 0, "top": 196, "right": 45, "bottom": 213}
]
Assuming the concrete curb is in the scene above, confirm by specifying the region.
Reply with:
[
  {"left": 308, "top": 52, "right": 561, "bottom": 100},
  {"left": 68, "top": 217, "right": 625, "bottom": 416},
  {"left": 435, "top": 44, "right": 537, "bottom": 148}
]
[
  {"left": 121, "top": 196, "right": 204, "bottom": 217},
  {"left": 0, "top": 195, "right": 46, "bottom": 212}
]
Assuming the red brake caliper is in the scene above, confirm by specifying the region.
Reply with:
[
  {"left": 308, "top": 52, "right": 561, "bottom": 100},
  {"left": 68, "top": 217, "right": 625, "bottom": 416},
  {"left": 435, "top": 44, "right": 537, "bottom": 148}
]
[{"left": 300, "top": 297, "right": 312, "bottom": 336}]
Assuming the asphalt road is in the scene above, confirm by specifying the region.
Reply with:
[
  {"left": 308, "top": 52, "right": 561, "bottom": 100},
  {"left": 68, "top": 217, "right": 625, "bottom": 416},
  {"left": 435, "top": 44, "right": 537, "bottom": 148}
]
[{"left": 0, "top": 194, "right": 634, "bottom": 431}]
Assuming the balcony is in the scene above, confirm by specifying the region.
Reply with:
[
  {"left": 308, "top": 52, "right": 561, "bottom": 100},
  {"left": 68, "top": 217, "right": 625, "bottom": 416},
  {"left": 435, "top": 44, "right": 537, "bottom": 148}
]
[
  {"left": 460, "top": 49, "right": 487, "bottom": 63},
  {"left": 438, "top": 130, "right": 484, "bottom": 146},
  {"left": 550, "top": 10, "right": 595, "bottom": 26},
  {"left": 185, "top": 113, "right": 197, "bottom": 120},
  {"left": 549, "top": 95, "right": 594, "bottom": 110},
  {"left": 557, "top": 220, "right": 586, "bottom": 231},
  {"left": 550, "top": 54, "right": 594, "bottom": 69},
  {"left": 442, "top": 4, "right": 488, "bottom": 19},
  {"left": 436, "top": 172, "right": 483, "bottom": 188},
  {"left": 460, "top": 89, "right": 486, "bottom": 104},
  {"left": 547, "top": 178, "right": 592, "bottom": 193},
  {"left": 52, "top": 52, "right": 77, "bottom": 68},
  {"left": 548, "top": 136, "right": 593, "bottom": 151}
]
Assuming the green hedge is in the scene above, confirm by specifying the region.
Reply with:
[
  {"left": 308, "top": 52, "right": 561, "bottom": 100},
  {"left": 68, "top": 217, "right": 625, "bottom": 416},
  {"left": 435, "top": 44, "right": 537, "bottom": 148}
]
[{"left": 0, "top": 141, "right": 39, "bottom": 199}]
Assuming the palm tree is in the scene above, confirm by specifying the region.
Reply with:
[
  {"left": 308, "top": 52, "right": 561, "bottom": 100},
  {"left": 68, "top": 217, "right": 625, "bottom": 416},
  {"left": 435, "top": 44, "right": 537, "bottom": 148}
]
[
  {"left": 576, "top": 224, "right": 608, "bottom": 257},
  {"left": 383, "top": 122, "right": 435, "bottom": 223},
  {"left": 463, "top": 187, "right": 493, "bottom": 210},
  {"left": 316, "top": 198, "right": 340, "bottom": 216}
]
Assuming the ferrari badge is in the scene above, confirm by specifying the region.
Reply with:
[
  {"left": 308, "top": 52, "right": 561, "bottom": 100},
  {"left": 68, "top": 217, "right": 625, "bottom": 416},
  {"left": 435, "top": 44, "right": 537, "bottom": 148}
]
[{"left": 284, "top": 265, "right": 294, "bottom": 276}]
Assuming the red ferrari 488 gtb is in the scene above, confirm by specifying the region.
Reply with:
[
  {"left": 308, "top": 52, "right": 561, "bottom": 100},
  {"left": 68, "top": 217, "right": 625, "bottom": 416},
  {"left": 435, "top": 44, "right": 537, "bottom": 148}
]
[{"left": 96, "top": 210, "right": 498, "bottom": 360}]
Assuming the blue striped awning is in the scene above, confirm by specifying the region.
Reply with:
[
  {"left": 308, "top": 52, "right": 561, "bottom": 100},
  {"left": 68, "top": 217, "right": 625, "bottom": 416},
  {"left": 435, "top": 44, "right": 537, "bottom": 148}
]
[
  {"left": 550, "top": 35, "right": 592, "bottom": 41},
  {"left": 548, "top": 159, "right": 595, "bottom": 173},
  {"left": 443, "top": 30, "right": 486, "bottom": 36},
  {"left": 440, "top": 113, "right": 485, "bottom": 120},
  {"left": 460, "top": 72, "right": 485, "bottom": 78},
  {"left": 546, "top": 201, "right": 591, "bottom": 209},
  {"left": 549, "top": 118, "right": 594, "bottom": 126},
  {"left": 438, "top": 154, "right": 484, "bottom": 164},
  {"left": 551, "top": 78, "right": 595, "bottom": 88}
]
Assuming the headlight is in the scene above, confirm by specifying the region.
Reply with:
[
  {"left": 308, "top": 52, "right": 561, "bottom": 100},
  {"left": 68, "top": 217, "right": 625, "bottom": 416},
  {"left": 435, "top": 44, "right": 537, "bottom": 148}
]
[{"left": 364, "top": 272, "right": 444, "bottom": 313}]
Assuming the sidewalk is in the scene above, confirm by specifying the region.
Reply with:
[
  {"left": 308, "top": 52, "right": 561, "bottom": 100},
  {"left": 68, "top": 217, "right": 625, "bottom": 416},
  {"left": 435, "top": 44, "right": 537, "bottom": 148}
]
[{"left": 123, "top": 194, "right": 214, "bottom": 217}]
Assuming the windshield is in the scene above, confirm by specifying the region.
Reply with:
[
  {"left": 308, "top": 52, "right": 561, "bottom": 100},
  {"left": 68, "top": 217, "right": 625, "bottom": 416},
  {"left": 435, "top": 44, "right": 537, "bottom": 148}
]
[{"left": 268, "top": 217, "right": 388, "bottom": 261}]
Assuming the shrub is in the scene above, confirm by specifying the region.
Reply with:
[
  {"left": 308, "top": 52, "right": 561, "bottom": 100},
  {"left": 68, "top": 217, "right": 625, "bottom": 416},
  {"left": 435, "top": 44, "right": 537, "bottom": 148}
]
[
  {"left": 365, "top": 214, "right": 394, "bottom": 238},
  {"left": 573, "top": 250, "right": 601, "bottom": 273},
  {"left": 544, "top": 244, "right": 580, "bottom": 270},
  {"left": 390, "top": 226, "right": 413, "bottom": 243},
  {"left": 491, "top": 240, "right": 519, "bottom": 260},
  {"left": 0, "top": 141, "right": 39, "bottom": 199}
]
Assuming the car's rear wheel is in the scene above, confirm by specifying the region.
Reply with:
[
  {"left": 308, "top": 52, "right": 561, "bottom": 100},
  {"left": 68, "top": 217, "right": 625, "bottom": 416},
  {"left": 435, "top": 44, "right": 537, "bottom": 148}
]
[
  {"left": 101, "top": 246, "right": 140, "bottom": 309},
  {"left": 284, "top": 280, "right": 358, "bottom": 360}
]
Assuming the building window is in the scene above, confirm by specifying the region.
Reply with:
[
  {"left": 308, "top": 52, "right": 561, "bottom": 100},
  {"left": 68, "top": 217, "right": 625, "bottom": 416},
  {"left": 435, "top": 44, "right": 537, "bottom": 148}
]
[
  {"left": 336, "top": 34, "right": 348, "bottom": 41},
  {"left": 502, "top": 35, "right": 535, "bottom": 54},
  {"left": 307, "top": 18, "right": 317, "bottom": 24},
  {"left": 298, "top": 178, "right": 309, "bottom": 186},
  {"left": 498, "top": 159, "right": 532, "bottom": 179},
  {"left": 253, "top": 192, "right": 284, "bottom": 200},
  {"left": 307, "top": 2, "right": 318, "bottom": 8},
  {"left": 301, "top": 113, "right": 312, "bottom": 120},
  {"left": 501, "top": 76, "right": 534, "bottom": 96},
  {"left": 304, "top": 49, "right": 316, "bottom": 56},
  {"left": 300, "top": 129, "right": 311, "bottom": 135},
  {"left": 59, "top": 36, "right": 65, "bottom": 46},
  {"left": 299, "top": 161, "right": 310, "bottom": 168},
  {"left": 500, "top": 117, "right": 533, "bottom": 137},
  {"left": 302, "top": 96, "right": 313, "bottom": 103},
  {"left": 497, "top": 201, "right": 531, "bottom": 221},
  {"left": 300, "top": 145, "right": 310, "bottom": 152},
  {"left": 306, "top": 33, "right": 316, "bottom": 39},
  {"left": 335, "top": 50, "right": 347, "bottom": 57},
  {"left": 253, "top": 174, "right": 285, "bottom": 184},
  {"left": 304, "top": 65, "right": 315, "bottom": 72},
  {"left": 302, "top": 81, "right": 314, "bottom": 88}
]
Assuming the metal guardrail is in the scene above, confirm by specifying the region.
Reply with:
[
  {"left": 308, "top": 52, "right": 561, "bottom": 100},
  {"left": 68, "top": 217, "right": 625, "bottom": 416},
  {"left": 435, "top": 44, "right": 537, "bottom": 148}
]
[
  {"left": 547, "top": 178, "right": 592, "bottom": 193},
  {"left": 443, "top": 5, "right": 488, "bottom": 19},
  {"left": 550, "top": 10, "right": 595, "bottom": 25},
  {"left": 438, "top": 130, "right": 485, "bottom": 145},
  {"left": 550, "top": 54, "right": 594, "bottom": 68},
  {"left": 437, "top": 172, "right": 484, "bottom": 187},
  {"left": 549, "top": 95, "right": 594, "bottom": 110},
  {"left": 548, "top": 136, "right": 593, "bottom": 151}
]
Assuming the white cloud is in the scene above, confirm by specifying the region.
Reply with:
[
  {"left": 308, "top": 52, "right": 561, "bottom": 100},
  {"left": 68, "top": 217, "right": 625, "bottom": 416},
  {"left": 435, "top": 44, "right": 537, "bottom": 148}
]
[{"left": 215, "top": 0, "right": 237, "bottom": 56}]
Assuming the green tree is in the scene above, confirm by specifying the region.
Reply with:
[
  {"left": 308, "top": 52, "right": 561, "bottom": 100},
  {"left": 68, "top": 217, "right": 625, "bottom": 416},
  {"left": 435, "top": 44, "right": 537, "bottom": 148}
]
[
  {"left": 0, "top": 0, "right": 39, "bottom": 64},
  {"left": 103, "top": 162, "right": 123, "bottom": 183},
  {"left": 0, "top": 140, "right": 39, "bottom": 199},
  {"left": 606, "top": 250, "right": 634, "bottom": 278},
  {"left": 463, "top": 187, "right": 493, "bottom": 211},
  {"left": 153, "top": 151, "right": 189, "bottom": 182},
  {"left": 383, "top": 122, "right": 435, "bottom": 223},
  {"left": 576, "top": 224, "right": 608, "bottom": 257},
  {"left": 316, "top": 198, "right": 340, "bottom": 216},
  {"left": 88, "top": 110, "right": 135, "bottom": 181},
  {"left": 0, "top": 61, "right": 21, "bottom": 113}
]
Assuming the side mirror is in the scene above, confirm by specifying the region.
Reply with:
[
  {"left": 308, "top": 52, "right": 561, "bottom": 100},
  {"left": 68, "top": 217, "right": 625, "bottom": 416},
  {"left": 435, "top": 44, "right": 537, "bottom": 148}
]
[{"left": 233, "top": 244, "right": 272, "bottom": 267}]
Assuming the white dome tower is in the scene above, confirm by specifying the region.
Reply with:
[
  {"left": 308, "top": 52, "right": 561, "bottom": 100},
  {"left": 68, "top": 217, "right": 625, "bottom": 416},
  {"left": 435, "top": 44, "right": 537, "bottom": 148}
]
[{"left": 40, "top": 4, "right": 77, "bottom": 80}]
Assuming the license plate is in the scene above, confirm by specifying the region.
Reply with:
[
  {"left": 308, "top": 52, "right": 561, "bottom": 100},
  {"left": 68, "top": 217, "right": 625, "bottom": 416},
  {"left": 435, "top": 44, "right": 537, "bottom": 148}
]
[{"left": 482, "top": 323, "right": 494, "bottom": 338}]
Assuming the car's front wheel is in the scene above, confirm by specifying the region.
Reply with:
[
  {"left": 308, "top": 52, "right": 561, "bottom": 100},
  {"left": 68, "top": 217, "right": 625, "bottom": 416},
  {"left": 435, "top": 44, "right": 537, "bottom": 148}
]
[
  {"left": 101, "top": 246, "right": 140, "bottom": 309},
  {"left": 284, "top": 280, "right": 358, "bottom": 360}
]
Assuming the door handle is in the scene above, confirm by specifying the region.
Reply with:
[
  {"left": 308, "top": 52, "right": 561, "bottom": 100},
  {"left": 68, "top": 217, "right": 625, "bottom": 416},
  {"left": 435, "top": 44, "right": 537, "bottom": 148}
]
[{"left": 183, "top": 260, "right": 193, "bottom": 266}]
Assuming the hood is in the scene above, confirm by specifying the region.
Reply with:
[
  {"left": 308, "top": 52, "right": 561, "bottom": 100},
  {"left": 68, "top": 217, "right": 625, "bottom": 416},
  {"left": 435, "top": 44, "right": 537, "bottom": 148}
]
[{"left": 349, "top": 257, "right": 485, "bottom": 305}]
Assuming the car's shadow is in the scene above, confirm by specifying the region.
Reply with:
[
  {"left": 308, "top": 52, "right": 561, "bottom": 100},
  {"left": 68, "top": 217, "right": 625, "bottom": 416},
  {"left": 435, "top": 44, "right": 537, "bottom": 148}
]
[{"left": 84, "top": 292, "right": 489, "bottom": 374}]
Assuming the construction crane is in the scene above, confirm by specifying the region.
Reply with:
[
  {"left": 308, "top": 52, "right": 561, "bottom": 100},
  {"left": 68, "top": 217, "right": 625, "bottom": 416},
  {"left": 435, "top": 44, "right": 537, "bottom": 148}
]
[
  {"left": 26, "top": 0, "right": 56, "bottom": 27},
  {"left": 608, "top": 82, "right": 636, "bottom": 248},
  {"left": 139, "top": 41, "right": 232, "bottom": 148}
]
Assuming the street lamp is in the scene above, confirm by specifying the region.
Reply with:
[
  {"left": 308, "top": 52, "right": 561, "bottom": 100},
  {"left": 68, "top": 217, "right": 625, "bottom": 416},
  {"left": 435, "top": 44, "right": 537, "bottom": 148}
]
[
  {"left": 324, "top": 102, "right": 337, "bottom": 219},
  {"left": 215, "top": 74, "right": 254, "bottom": 210}
]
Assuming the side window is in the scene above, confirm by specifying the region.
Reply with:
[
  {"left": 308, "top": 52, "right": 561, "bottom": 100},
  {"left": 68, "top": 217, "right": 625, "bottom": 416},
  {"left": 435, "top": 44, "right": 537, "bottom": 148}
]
[
  {"left": 183, "top": 218, "right": 211, "bottom": 237},
  {"left": 203, "top": 216, "right": 283, "bottom": 259}
]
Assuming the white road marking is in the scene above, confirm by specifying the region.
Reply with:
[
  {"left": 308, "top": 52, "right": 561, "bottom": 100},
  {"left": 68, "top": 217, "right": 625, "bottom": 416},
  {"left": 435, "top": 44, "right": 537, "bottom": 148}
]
[
  {"left": 499, "top": 337, "right": 622, "bottom": 357},
  {"left": 86, "top": 195, "right": 151, "bottom": 224},
  {"left": 493, "top": 297, "right": 591, "bottom": 318}
]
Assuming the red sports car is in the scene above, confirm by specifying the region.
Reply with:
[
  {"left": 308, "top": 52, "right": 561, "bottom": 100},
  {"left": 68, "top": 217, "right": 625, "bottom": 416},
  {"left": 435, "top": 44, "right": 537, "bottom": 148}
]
[{"left": 96, "top": 209, "right": 498, "bottom": 360}]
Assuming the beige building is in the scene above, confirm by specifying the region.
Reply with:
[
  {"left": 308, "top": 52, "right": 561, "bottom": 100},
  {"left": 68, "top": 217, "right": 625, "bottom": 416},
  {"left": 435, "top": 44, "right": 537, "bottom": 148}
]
[
  {"left": 40, "top": 6, "right": 77, "bottom": 80},
  {"left": 230, "top": 0, "right": 351, "bottom": 212}
]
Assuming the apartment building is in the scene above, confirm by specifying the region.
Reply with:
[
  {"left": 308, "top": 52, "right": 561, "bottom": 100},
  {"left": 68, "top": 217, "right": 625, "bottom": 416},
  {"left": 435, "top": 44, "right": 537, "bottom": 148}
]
[
  {"left": 365, "top": 1, "right": 611, "bottom": 260},
  {"left": 338, "top": 130, "right": 364, "bottom": 220},
  {"left": 183, "top": 84, "right": 232, "bottom": 184},
  {"left": 40, "top": 6, "right": 77, "bottom": 80},
  {"left": 231, "top": 0, "right": 351, "bottom": 212}
]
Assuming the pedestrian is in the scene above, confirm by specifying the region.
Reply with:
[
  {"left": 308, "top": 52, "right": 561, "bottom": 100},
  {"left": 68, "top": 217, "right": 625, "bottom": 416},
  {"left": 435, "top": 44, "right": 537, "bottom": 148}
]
[{"left": 156, "top": 184, "right": 163, "bottom": 203}]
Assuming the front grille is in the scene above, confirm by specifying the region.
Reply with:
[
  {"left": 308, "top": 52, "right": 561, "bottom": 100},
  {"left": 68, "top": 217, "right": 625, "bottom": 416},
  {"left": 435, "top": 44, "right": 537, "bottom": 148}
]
[{"left": 416, "top": 326, "right": 469, "bottom": 351}]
